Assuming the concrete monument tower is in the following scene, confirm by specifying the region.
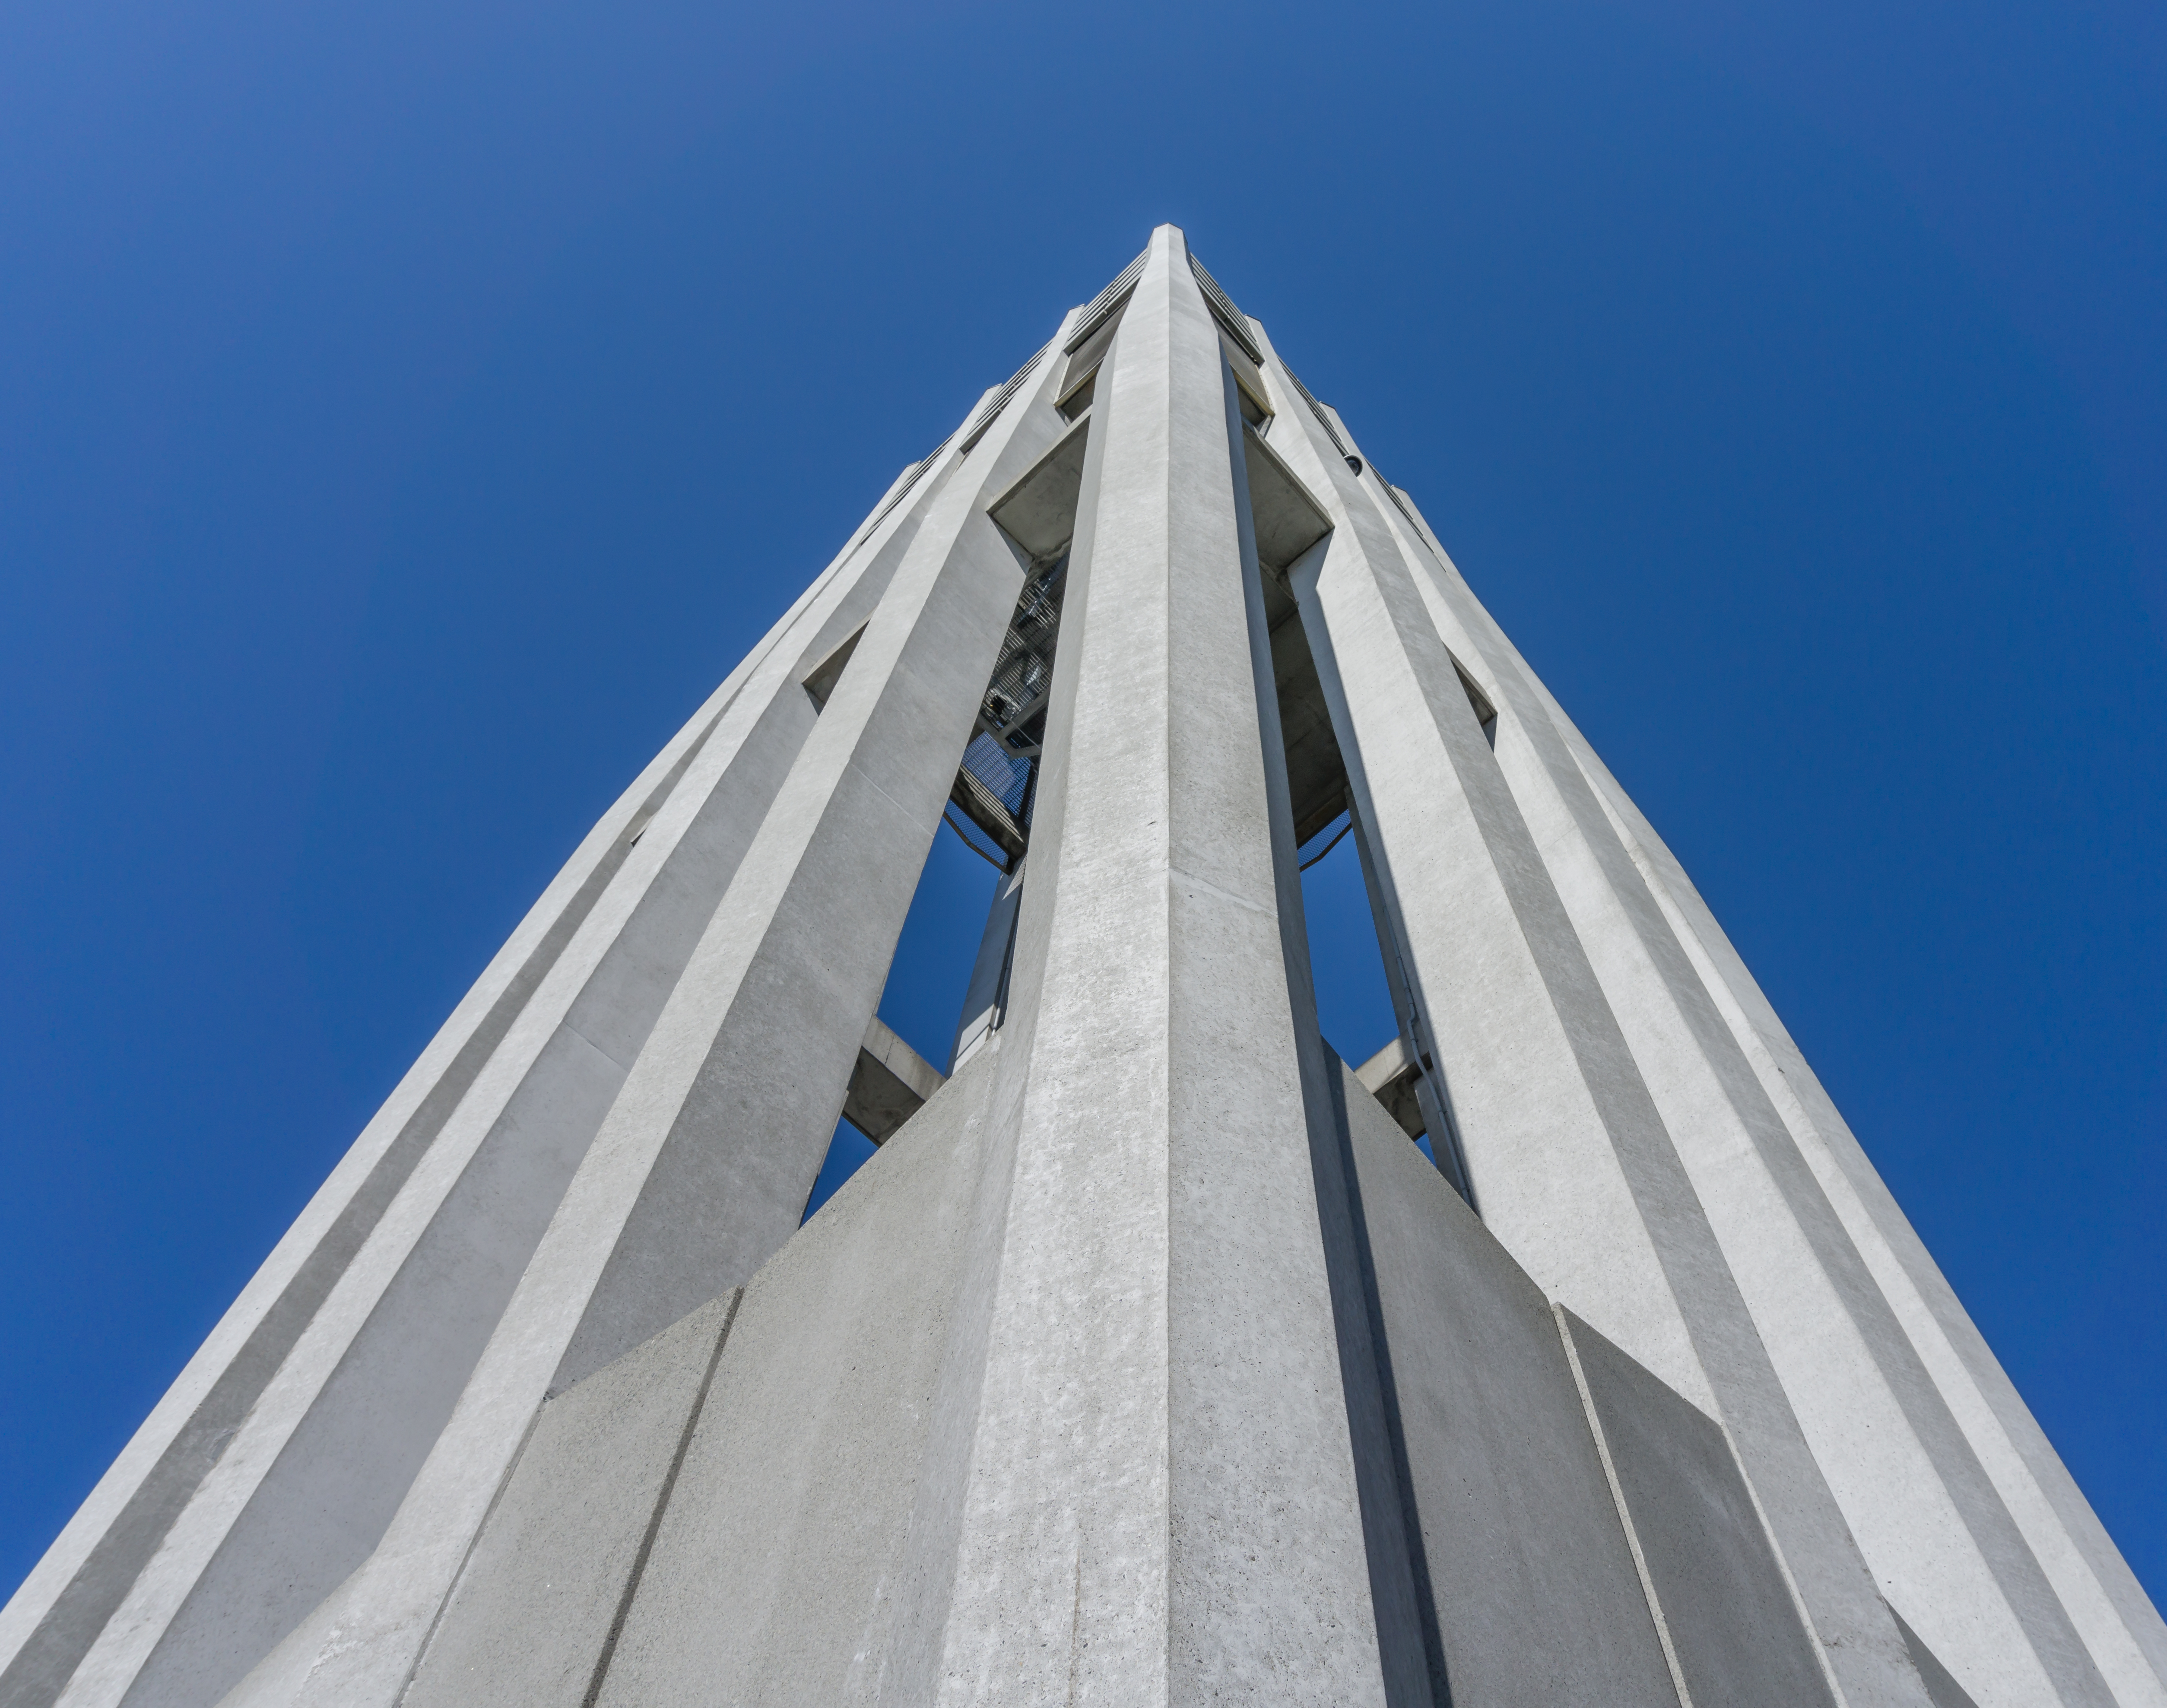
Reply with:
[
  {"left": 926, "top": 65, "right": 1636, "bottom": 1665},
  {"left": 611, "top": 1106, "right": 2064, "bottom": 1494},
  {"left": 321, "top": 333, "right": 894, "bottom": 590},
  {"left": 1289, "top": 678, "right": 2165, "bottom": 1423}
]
[{"left": 4, "top": 226, "right": 2161, "bottom": 1708}]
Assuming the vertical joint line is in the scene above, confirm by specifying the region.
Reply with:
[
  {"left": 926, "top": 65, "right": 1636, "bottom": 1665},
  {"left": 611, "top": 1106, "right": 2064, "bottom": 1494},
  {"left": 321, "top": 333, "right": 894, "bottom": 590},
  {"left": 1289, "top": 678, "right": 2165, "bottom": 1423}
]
[
  {"left": 1554, "top": 1303, "right": 1695, "bottom": 1708},
  {"left": 1715, "top": 1415, "right": 1856, "bottom": 1708},
  {"left": 580, "top": 1286, "right": 747, "bottom": 1708},
  {"left": 396, "top": 1391, "right": 553, "bottom": 1703}
]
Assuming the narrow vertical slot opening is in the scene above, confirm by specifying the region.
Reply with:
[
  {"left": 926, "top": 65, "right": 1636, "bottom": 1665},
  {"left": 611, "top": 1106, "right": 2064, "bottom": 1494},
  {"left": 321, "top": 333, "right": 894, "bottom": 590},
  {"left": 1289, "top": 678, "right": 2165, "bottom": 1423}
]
[
  {"left": 801, "top": 420, "right": 1086, "bottom": 1221},
  {"left": 1244, "top": 416, "right": 1473, "bottom": 1200}
]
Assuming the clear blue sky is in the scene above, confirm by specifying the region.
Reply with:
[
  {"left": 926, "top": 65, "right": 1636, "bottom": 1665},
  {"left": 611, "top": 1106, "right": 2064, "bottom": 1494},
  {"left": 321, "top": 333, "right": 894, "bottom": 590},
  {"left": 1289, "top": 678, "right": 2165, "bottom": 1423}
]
[{"left": 3, "top": 0, "right": 2162, "bottom": 1614}]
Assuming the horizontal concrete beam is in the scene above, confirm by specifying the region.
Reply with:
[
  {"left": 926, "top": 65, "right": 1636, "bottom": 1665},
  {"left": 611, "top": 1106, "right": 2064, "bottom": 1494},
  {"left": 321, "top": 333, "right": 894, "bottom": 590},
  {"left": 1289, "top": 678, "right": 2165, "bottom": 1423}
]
[
  {"left": 1355, "top": 1036, "right": 1426, "bottom": 1141},
  {"left": 843, "top": 1016, "right": 945, "bottom": 1145}
]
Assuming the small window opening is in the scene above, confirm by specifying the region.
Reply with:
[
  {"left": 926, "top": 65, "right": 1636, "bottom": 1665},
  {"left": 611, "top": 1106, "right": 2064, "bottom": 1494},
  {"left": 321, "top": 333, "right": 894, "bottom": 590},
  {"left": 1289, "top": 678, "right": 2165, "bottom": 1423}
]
[
  {"left": 801, "top": 623, "right": 866, "bottom": 711},
  {"left": 1453, "top": 659, "right": 1498, "bottom": 748},
  {"left": 1056, "top": 366, "right": 1097, "bottom": 422}
]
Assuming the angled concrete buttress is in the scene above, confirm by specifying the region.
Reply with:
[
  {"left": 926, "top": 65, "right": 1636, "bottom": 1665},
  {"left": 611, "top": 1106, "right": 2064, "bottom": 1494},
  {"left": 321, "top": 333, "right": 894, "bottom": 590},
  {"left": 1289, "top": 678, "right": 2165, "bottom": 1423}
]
[{"left": 3, "top": 224, "right": 2159, "bottom": 1708}]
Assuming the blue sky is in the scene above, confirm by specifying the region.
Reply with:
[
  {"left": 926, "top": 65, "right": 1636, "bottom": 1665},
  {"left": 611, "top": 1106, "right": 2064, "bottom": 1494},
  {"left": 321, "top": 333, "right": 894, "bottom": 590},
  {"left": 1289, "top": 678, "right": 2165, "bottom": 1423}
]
[{"left": 2, "top": 0, "right": 2162, "bottom": 1613}]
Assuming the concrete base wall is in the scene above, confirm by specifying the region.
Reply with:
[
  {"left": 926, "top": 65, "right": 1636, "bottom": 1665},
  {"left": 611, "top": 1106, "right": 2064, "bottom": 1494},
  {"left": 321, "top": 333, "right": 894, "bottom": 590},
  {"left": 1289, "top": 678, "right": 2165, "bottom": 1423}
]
[
  {"left": 373, "top": 1032, "right": 1851, "bottom": 1708},
  {"left": 397, "top": 1044, "right": 1001, "bottom": 1705},
  {"left": 1562, "top": 1308, "right": 1838, "bottom": 1706},
  {"left": 1337, "top": 1060, "right": 1682, "bottom": 1705},
  {"left": 404, "top": 1292, "right": 739, "bottom": 1708}
]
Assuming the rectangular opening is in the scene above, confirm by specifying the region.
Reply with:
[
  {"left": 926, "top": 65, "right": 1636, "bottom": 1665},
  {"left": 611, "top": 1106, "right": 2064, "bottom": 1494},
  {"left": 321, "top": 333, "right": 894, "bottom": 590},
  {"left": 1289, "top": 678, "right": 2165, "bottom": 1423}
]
[
  {"left": 800, "top": 821, "right": 995, "bottom": 1222},
  {"left": 1222, "top": 328, "right": 1274, "bottom": 429},
  {"left": 1244, "top": 424, "right": 1332, "bottom": 579},
  {"left": 1055, "top": 366, "right": 1097, "bottom": 422},
  {"left": 944, "top": 419, "right": 1088, "bottom": 863}
]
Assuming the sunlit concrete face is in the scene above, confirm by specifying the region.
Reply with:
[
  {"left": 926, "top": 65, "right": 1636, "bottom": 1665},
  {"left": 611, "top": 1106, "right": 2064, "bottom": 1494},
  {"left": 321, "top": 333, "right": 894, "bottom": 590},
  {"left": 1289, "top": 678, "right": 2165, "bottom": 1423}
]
[{"left": 3, "top": 226, "right": 2160, "bottom": 1708}]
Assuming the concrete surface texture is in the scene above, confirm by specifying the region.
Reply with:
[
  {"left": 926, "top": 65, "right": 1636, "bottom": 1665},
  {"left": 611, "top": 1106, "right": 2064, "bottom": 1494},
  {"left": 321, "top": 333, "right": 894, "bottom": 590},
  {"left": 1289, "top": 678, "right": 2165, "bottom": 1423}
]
[{"left": 3, "top": 225, "right": 2159, "bottom": 1708}]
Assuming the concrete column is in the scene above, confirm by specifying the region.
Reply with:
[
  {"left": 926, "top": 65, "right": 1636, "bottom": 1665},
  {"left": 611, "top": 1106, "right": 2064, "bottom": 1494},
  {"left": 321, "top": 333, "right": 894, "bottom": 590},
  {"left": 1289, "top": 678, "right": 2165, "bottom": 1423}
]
[
  {"left": 1413, "top": 485, "right": 2167, "bottom": 1707},
  {"left": 1352, "top": 466, "right": 2161, "bottom": 1708},
  {"left": 213, "top": 324, "right": 1078, "bottom": 1708},
  {"left": 1255, "top": 323, "right": 1934, "bottom": 1708},
  {"left": 6, "top": 431, "right": 974, "bottom": 1708},
  {"left": 906, "top": 226, "right": 1397, "bottom": 1704},
  {"left": 1348, "top": 443, "right": 2121, "bottom": 1707}
]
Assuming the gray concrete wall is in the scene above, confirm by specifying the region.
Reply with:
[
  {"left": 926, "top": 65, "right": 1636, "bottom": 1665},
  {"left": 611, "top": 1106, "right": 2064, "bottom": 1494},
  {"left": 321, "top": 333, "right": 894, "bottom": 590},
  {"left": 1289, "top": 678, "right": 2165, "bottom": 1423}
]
[
  {"left": 0, "top": 566, "right": 780, "bottom": 1708},
  {"left": 403, "top": 1292, "right": 739, "bottom": 1708},
  {"left": 1459, "top": 556, "right": 2167, "bottom": 1708},
  {"left": 1353, "top": 464, "right": 2114, "bottom": 1708},
  {"left": 1336, "top": 1058, "right": 1682, "bottom": 1705},
  {"left": 1339, "top": 405, "right": 2158, "bottom": 1708},
  {"left": 1560, "top": 1308, "right": 1835, "bottom": 1707},
  {"left": 19, "top": 445, "right": 962, "bottom": 1708},
  {"left": 592, "top": 1048, "right": 1004, "bottom": 1705},
  {"left": 900, "top": 226, "right": 1391, "bottom": 1704},
  {"left": 0, "top": 483, "right": 880, "bottom": 1701}
]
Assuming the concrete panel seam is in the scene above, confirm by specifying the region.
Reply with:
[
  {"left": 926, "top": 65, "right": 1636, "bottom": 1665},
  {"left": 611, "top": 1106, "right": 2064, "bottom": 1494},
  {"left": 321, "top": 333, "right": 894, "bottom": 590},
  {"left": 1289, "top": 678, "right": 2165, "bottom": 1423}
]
[
  {"left": 1717, "top": 1408, "right": 1859, "bottom": 1708},
  {"left": 846, "top": 751, "right": 947, "bottom": 841},
  {"left": 391, "top": 1393, "right": 552, "bottom": 1705},
  {"left": 1164, "top": 862, "right": 1272, "bottom": 919},
  {"left": 579, "top": 1287, "right": 743, "bottom": 1708},
  {"left": 1555, "top": 1304, "right": 1694, "bottom": 1708},
  {"left": 558, "top": 1020, "right": 635, "bottom": 1076}
]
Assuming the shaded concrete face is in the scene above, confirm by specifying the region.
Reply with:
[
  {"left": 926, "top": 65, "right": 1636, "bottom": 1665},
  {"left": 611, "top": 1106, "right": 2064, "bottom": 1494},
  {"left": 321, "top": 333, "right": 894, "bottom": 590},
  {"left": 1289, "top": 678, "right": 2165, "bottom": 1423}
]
[
  {"left": 1337, "top": 1061, "right": 1681, "bottom": 1706},
  {"left": 1310, "top": 374, "right": 2156, "bottom": 1708},
  {"left": 1325, "top": 419, "right": 2123, "bottom": 1708},
  {"left": 1260, "top": 321, "right": 1942, "bottom": 1708},
  {"left": 1561, "top": 1309, "right": 1836, "bottom": 1708},
  {"left": 844, "top": 1015, "right": 945, "bottom": 1144},
  {"left": 1894, "top": 1606, "right": 1985, "bottom": 1708},
  {"left": 217, "top": 350, "right": 1078, "bottom": 1708},
  {"left": 0, "top": 462, "right": 924, "bottom": 1702},
  {"left": 17, "top": 482, "right": 947, "bottom": 1708}
]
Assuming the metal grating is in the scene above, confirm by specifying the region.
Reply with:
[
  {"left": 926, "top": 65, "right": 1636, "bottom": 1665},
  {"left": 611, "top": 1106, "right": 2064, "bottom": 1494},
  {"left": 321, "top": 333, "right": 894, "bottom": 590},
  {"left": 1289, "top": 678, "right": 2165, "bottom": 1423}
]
[
  {"left": 949, "top": 552, "right": 1067, "bottom": 863},
  {"left": 1063, "top": 248, "right": 1149, "bottom": 355},
  {"left": 1187, "top": 253, "right": 1264, "bottom": 365}
]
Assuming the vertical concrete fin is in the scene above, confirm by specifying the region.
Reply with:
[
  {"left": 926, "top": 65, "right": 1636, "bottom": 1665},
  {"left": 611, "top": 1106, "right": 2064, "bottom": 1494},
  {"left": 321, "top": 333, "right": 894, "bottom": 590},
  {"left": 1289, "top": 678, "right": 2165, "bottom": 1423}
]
[
  {"left": 1336, "top": 412, "right": 2140, "bottom": 1708},
  {"left": 219, "top": 322, "right": 1077, "bottom": 1708},
  {"left": 1256, "top": 315, "right": 1935, "bottom": 1708},
  {"left": 923, "top": 222, "right": 1390, "bottom": 1705}
]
